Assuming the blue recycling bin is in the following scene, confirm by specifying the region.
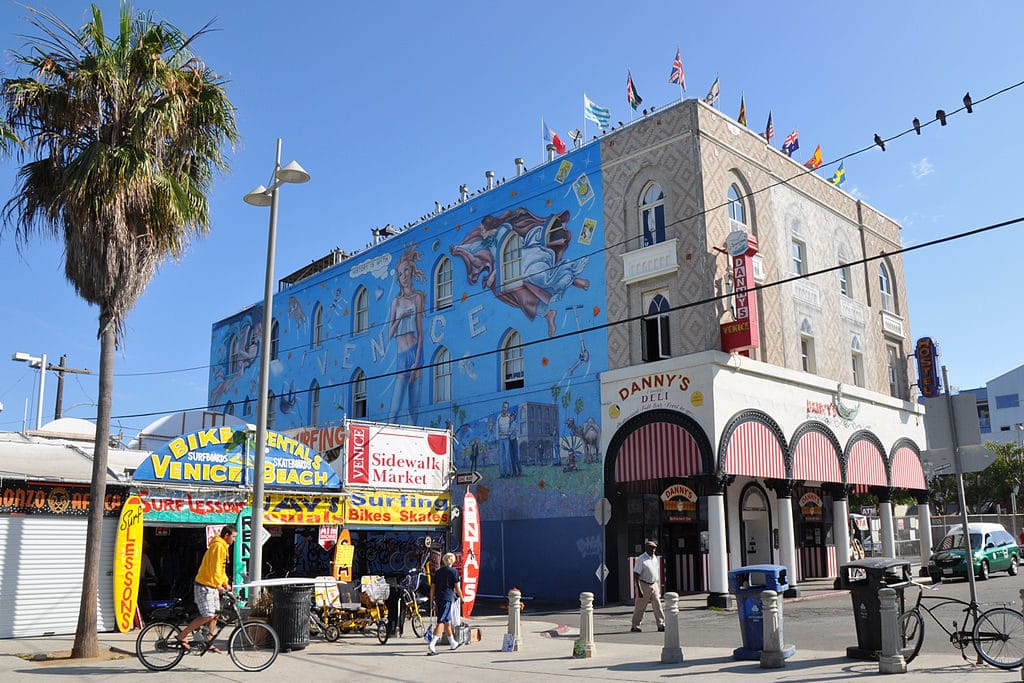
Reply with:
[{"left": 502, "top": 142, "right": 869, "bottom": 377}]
[{"left": 727, "top": 564, "right": 796, "bottom": 661}]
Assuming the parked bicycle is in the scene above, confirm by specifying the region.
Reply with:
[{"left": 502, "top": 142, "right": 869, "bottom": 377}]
[
  {"left": 136, "top": 590, "right": 280, "bottom": 672},
  {"left": 310, "top": 603, "right": 341, "bottom": 642},
  {"left": 399, "top": 569, "right": 430, "bottom": 637},
  {"left": 898, "top": 579, "right": 1024, "bottom": 669}
]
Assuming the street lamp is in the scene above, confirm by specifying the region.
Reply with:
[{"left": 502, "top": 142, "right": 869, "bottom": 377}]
[
  {"left": 12, "top": 351, "right": 46, "bottom": 430},
  {"left": 1014, "top": 424, "right": 1024, "bottom": 541},
  {"left": 243, "top": 139, "right": 310, "bottom": 585}
]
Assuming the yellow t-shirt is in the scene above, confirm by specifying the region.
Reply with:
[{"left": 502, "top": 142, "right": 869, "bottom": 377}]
[{"left": 195, "top": 536, "right": 230, "bottom": 589}]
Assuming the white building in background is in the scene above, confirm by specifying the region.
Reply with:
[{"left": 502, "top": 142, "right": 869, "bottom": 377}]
[{"left": 966, "top": 363, "right": 1024, "bottom": 445}]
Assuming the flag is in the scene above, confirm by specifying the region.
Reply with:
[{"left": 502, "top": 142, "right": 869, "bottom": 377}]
[
  {"left": 737, "top": 95, "right": 747, "bottom": 126},
  {"left": 542, "top": 118, "right": 566, "bottom": 155},
  {"left": 804, "top": 144, "right": 822, "bottom": 170},
  {"left": 584, "top": 94, "right": 611, "bottom": 129},
  {"left": 782, "top": 129, "right": 799, "bottom": 156},
  {"left": 764, "top": 111, "right": 774, "bottom": 144},
  {"left": 627, "top": 71, "right": 643, "bottom": 110},
  {"left": 831, "top": 162, "right": 846, "bottom": 186},
  {"left": 669, "top": 47, "right": 686, "bottom": 91},
  {"left": 704, "top": 77, "right": 720, "bottom": 106}
]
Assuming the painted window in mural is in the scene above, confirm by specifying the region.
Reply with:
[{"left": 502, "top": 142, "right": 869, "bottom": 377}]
[
  {"left": 352, "top": 369, "right": 367, "bottom": 418},
  {"left": 640, "top": 183, "right": 666, "bottom": 247},
  {"left": 727, "top": 184, "right": 746, "bottom": 228},
  {"left": 312, "top": 303, "right": 324, "bottom": 348},
  {"left": 434, "top": 256, "right": 453, "bottom": 310},
  {"left": 642, "top": 293, "right": 671, "bottom": 362},
  {"left": 354, "top": 287, "right": 369, "bottom": 333},
  {"left": 310, "top": 380, "right": 320, "bottom": 425},
  {"left": 433, "top": 347, "right": 451, "bottom": 403},
  {"left": 502, "top": 330, "right": 524, "bottom": 390},
  {"left": 268, "top": 390, "right": 277, "bottom": 429},
  {"left": 270, "top": 319, "right": 280, "bottom": 360},
  {"left": 501, "top": 232, "right": 524, "bottom": 282}
]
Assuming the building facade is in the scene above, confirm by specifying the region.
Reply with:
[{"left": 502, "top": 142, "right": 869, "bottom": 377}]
[{"left": 208, "top": 98, "right": 928, "bottom": 603}]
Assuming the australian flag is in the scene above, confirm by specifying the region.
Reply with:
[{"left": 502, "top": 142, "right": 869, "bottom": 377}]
[{"left": 782, "top": 129, "right": 799, "bottom": 157}]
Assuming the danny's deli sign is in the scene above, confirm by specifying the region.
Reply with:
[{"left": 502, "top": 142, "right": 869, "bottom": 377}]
[{"left": 342, "top": 421, "right": 451, "bottom": 492}]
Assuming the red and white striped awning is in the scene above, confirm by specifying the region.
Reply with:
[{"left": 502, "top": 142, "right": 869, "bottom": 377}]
[
  {"left": 792, "top": 431, "right": 842, "bottom": 483},
  {"left": 890, "top": 446, "right": 926, "bottom": 490},
  {"left": 723, "top": 421, "right": 785, "bottom": 479},
  {"left": 847, "top": 439, "right": 887, "bottom": 488},
  {"left": 614, "top": 422, "right": 704, "bottom": 482}
]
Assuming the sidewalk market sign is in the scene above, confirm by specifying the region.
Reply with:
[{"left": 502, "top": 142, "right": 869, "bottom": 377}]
[
  {"left": 340, "top": 420, "right": 451, "bottom": 491},
  {"left": 0, "top": 481, "right": 125, "bottom": 516},
  {"left": 132, "top": 426, "right": 341, "bottom": 491}
]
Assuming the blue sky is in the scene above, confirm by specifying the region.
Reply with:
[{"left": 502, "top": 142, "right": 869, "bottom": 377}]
[{"left": 0, "top": 1, "right": 1021, "bottom": 439}]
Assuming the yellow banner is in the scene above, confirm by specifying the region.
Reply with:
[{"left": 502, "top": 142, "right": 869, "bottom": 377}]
[
  {"left": 345, "top": 490, "right": 450, "bottom": 526},
  {"left": 263, "top": 494, "right": 346, "bottom": 525},
  {"left": 114, "top": 495, "right": 144, "bottom": 632}
]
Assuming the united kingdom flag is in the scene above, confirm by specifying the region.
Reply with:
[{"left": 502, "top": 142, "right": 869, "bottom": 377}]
[{"left": 669, "top": 47, "right": 686, "bottom": 91}]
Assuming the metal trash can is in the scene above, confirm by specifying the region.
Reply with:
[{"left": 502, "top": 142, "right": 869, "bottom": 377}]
[
  {"left": 839, "top": 558, "right": 912, "bottom": 660},
  {"left": 727, "top": 564, "right": 795, "bottom": 660},
  {"left": 271, "top": 584, "right": 313, "bottom": 652}
]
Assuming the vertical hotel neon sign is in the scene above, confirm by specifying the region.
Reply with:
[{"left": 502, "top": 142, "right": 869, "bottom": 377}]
[{"left": 720, "top": 230, "right": 760, "bottom": 354}]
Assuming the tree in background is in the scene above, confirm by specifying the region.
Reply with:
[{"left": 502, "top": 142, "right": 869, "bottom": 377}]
[{"left": 1, "top": 3, "right": 237, "bottom": 657}]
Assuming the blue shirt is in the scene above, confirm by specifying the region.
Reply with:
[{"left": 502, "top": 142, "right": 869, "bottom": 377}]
[{"left": 433, "top": 566, "right": 460, "bottom": 603}]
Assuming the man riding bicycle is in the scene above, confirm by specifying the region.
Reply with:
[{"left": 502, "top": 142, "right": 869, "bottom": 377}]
[{"left": 178, "top": 525, "right": 237, "bottom": 652}]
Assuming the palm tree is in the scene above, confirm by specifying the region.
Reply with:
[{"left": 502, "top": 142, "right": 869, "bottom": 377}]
[{"left": 1, "top": 4, "right": 237, "bottom": 657}]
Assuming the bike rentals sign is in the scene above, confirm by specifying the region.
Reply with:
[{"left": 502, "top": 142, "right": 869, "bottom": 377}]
[
  {"left": 462, "top": 491, "right": 480, "bottom": 618},
  {"left": 133, "top": 426, "right": 341, "bottom": 491}
]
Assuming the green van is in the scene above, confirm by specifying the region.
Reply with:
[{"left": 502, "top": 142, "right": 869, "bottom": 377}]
[{"left": 928, "top": 523, "right": 1020, "bottom": 582}]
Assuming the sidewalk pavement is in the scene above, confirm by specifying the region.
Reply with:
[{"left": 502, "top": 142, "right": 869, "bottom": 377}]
[{"left": 0, "top": 581, "right": 1018, "bottom": 683}]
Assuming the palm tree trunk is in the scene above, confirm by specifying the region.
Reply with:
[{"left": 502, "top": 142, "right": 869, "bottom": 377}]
[{"left": 71, "top": 319, "right": 115, "bottom": 658}]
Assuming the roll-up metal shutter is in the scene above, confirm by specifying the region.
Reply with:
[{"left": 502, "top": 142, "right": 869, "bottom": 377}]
[{"left": 0, "top": 515, "right": 117, "bottom": 638}]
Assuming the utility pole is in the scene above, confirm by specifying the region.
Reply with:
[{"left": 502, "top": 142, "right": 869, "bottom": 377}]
[{"left": 51, "top": 354, "right": 91, "bottom": 420}]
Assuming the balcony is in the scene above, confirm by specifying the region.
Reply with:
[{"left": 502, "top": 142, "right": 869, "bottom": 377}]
[
  {"left": 840, "top": 297, "right": 866, "bottom": 326},
  {"left": 881, "top": 310, "right": 905, "bottom": 338},
  {"left": 793, "top": 279, "right": 821, "bottom": 309},
  {"left": 622, "top": 239, "right": 679, "bottom": 285}
]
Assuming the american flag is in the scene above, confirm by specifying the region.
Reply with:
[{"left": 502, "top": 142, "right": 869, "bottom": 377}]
[
  {"left": 782, "top": 129, "right": 799, "bottom": 156},
  {"left": 669, "top": 48, "right": 686, "bottom": 91},
  {"left": 764, "top": 111, "right": 774, "bottom": 144}
]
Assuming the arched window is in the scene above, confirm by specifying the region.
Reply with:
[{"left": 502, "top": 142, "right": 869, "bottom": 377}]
[
  {"left": 851, "top": 336, "right": 864, "bottom": 387},
  {"left": 224, "top": 401, "right": 234, "bottom": 416},
  {"left": 352, "top": 369, "right": 367, "bottom": 418},
  {"left": 267, "top": 391, "right": 277, "bottom": 429},
  {"left": 310, "top": 380, "right": 321, "bottom": 425},
  {"left": 312, "top": 304, "right": 324, "bottom": 348},
  {"left": 433, "top": 347, "right": 452, "bottom": 402},
  {"left": 270, "top": 319, "right": 280, "bottom": 361},
  {"left": 243, "top": 396, "right": 252, "bottom": 417},
  {"left": 354, "top": 287, "right": 369, "bottom": 333},
  {"left": 640, "top": 183, "right": 666, "bottom": 247},
  {"left": 727, "top": 184, "right": 746, "bottom": 227},
  {"left": 501, "top": 232, "right": 523, "bottom": 283},
  {"left": 879, "top": 263, "right": 895, "bottom": 313},
  {"left": 434, "top": 257, "right": 453, "bottom": 310},
  {"left": 501, "top": 330, "right": 524, "bottom": 390},
  {"left": 799, "top": 318, "right": 816, "bottom": 373},
  {"left": 228, "top": 334, "right": 240, "bottom": 374},
  {"left": 642, "top": 293, "right": 671, "bottom": 362}
]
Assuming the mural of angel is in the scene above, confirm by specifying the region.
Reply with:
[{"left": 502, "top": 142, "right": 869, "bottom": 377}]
[
  {"left": 450, "top": 207, "right": 589, "bottom": 336},
  {"left": 388, "top": 246, "right": 425, "bottom": 423}
]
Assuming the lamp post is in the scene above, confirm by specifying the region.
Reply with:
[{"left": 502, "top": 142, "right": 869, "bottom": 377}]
[
  {"left": 243, "top": 139, "right": 310, "bottom": 585},
  {"left": 12, "top": 352, "right": 46, "bottom": 430},
  {"left": 1014, "top": 423, "right": 1024, "bottom": 541}
]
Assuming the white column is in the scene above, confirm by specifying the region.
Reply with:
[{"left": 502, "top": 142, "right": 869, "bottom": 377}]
[
  {"left": 578, "top": 592, "right": 595, "bottom": 658},
  {"left": 506, "top": 589, "right": 522, "bottom": 651},
  {"left": 759, "top": 590, "right": 785, "bottom": 669},
  {"left": 777, "top": 495, "right": 797, "bottom": 593},
  {"left": 707, "top": 491, "right": 732, "bottom": 608},
  {"left": 879, "top": 499, "right": 896, "bottom": 558},
  {"left": 834, "top": 497, "right": 851, "bottom": 565},
  {"left": 878, "top": 587, "right": 907, "bottom": 673},
  {"left": 917, "top": 496, "right": 933, "bottom": 576},
  {"left": 660, "top": 592, "right": 683, "bottom": 663}
]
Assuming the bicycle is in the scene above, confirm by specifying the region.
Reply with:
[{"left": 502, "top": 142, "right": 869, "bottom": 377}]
[
  {"left": 399, "top": 569, "right": 430, "bottom": 637},
  {"left": 136, "top": 590, "right": 280, "bottom": 672},
  {"left": 898, "top": 579, "right": 1024, "bottom": 669},
  {"left": 310, "top": 603, "right": 341, "bottom": 642}
]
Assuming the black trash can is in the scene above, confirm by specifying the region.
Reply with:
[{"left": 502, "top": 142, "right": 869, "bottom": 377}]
[
  {"left": 838, "top": 558, "right": 912, "bottom": 660},
  {"left": 271, "top": 584, "right": 313, "bottom": 652}
]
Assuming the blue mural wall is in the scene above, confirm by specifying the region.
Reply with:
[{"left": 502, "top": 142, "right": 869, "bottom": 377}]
[{"left": 210, "top": 145, "right": 607, "bottom": 600}]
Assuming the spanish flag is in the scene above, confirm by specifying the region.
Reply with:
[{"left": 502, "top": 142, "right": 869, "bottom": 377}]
[
  {"left": 803, "top": 145, "right": 822, "bottom": 170},
  {"left": 737, "top": 95, "right": 747, "bottom": 126}
]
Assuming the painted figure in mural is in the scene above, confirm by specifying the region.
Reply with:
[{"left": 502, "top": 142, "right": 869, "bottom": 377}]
[
  {"left": 631, "top": 539, "right": 666, "bottom": 633},
  {"left": 567, "top": 417, "right": 601, "bottom": 463},
  {"left": 288, "top": 296, "right": 307, "bottom": 328},
  {"left": 450, "top": 207, "right": 590, "bottom": 337},
  {"left": 388, "top": 246, "right": 425, "bottom": 423},
  {"left": 279, "top": 380, "right": 297, "bottom": 415},
  {"left": 470, "top": 438, "right": 480, "bottom": 472},
  {"left": 496, "top": 401, "right": 520, "bottom": 478}
]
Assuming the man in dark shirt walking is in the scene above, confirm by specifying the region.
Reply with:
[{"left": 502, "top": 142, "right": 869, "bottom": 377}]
[{"left": 425, "top": 552, "right": 463, "bottom": 654}]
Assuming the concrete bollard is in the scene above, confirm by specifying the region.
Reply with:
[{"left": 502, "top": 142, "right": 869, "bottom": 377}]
[
  {"left": 759, "top": 590, "right": 785, "bottom": 668},
  {"left": 506, "top": 589, "right": 522, "bottom": 652},
  {"left": 576, "top": 592, "right": 596, "bottom": 658},
  {"left": 660, "top": 591, "right": 684, "bottom": 664},
  {"left": 878, "top": 587, "right": 907, "bottom": 674}
]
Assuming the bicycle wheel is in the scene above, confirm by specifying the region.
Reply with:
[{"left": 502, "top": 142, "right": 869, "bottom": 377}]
[
  {"left": 375, "top": 620, "right": 389, "bottom": 644},
  {"left": 973, "top": 607, "right": 1024, "bottom": 669},
  {"left": 136, "top": 621, "right": 186, "bottom": 671},
  {"left": 408, "top": 611, "right": 424, "bottom": 637},
  {"left": 325, "top": 625, "right": 341, "bottom": 642},
  {"left": 898, "top": 609, "right": 924, "bottom": 664},
  {"left": 228, "top": 621, "right": 280, "bottom": 672}
]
